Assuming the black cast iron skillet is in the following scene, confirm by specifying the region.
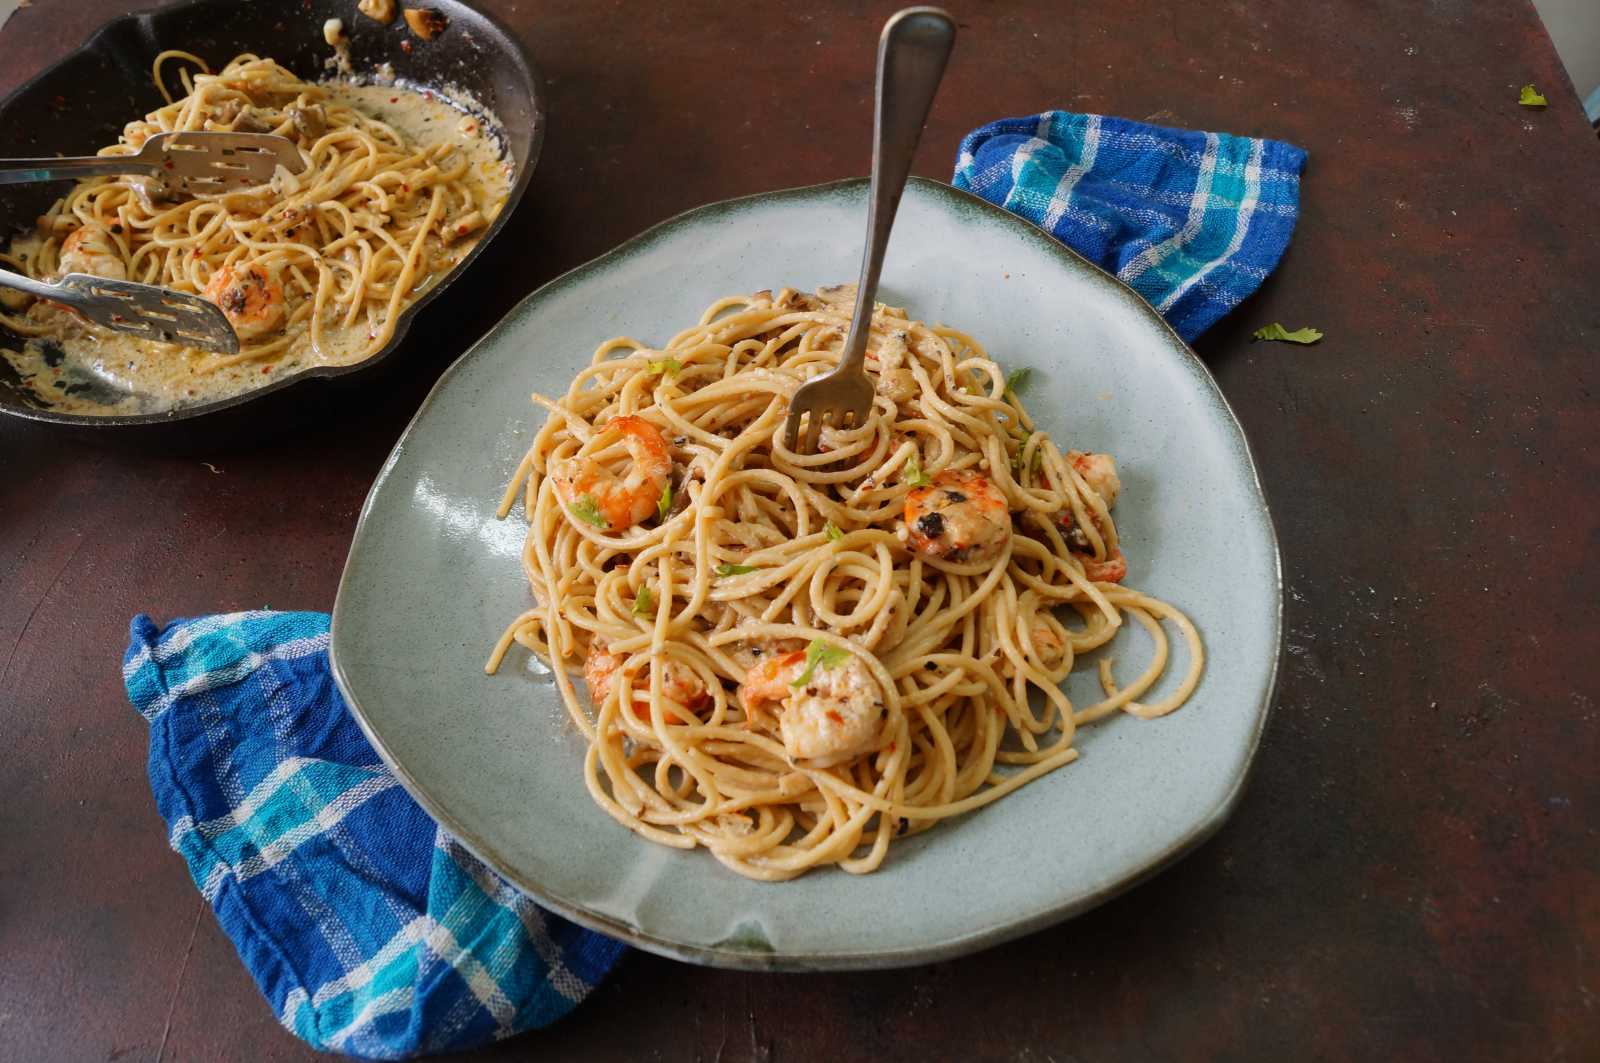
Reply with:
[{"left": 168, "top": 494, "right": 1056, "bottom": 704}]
[{"left": 0, "top": 0, "right": 543, "bottom": 441}]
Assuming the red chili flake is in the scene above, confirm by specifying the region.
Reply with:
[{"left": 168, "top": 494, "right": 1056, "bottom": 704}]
[
  {"left": 456, "top": 224, "right": 468, "bottom": 234},
  {"left": 389, "top": 97, "right": 399, "bottom": 104},
  {"left": 262, "top": 365, "right": 272, "bottom": 373},
  {"left": 825, "top": 710, "right": 844, "bottom": 725}
]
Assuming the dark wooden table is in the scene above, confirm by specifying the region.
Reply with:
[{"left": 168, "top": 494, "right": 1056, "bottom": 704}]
[{"left": 4, "top": 1, "right": 1598, "bottom": 1059}]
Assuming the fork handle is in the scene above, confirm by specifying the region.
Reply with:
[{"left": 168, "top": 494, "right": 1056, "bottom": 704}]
[
  {"left": 0, "top": 265, "right": 63, "bottom": 300},
  {"left": 839, "top": 7, "right": 956, "bottom": 376},
  {"left": 0, "top": 155, "right": 154, "bottom": 186}
]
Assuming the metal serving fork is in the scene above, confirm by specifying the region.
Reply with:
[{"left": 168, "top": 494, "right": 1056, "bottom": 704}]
[
  {"left": 782, "top": 7, "right": 956, "bottom": 453},
  {"left": 0, "top": 130, "right": 304, "bottom": 192},
  {"left": 0, "top": 268, "right": 241, "bottom": 354}
]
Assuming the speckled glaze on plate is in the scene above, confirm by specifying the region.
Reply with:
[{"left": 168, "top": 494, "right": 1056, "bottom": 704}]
[{"left": 330, "top": 177, "right": 1283, "bottom": 971}]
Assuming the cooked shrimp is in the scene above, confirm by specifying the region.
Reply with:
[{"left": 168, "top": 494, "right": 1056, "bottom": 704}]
[
  {"left": 1030, "top": 623, "right": 1068, "bottom": 669},
  {"left": 904, "top": 469, "right": 1012, "bottom": 563},
  {"left": 1068, "top": 450, "right": 1121, "bottom": 508},
  {"left": 1056, "top": 451, "right": 1125, "bottom": 583},
  {"left": 870, "top": 329, "right": 918, "bottom": 405},
  {"left": 727, "top": 616, "right": 805, "bottom": 673},
  {"left": 584, "top": 638, "right": 709, "bottom": 722},
  {"left": 203, "top": 264, "right": 286, "bottom": 340},
  {"left": 739, "top": 648, "right": 884, "bottom": 767},
  {"left": 56, "top": 225, "right": 126, "bottom": 281},
  {"left": 1079, "top": 548, "right": 1127, "bottom": 584},
  {"left": 552, "top": 415, "right": 671, "bottom": 532}
]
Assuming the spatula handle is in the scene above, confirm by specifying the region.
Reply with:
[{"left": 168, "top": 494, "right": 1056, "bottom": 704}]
[{"left": 0, "top": 155, "right": 147, "bottom": 186}]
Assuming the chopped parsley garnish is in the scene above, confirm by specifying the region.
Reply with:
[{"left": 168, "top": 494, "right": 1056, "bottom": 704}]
[
  {"left": 790, "top": 639, "right": 852, "bottom": 687},
  {"left": 568, "top": 495, "right": 609, "bottom": 528},
  {"left": 1518, "top": 85, "right": 1547, "bottom": 108},
  {"left": 632, "top": 583, "right": 654, "bottom": 616},
  {"left": 1251, "top": 323, "right": 1323, "bottom": 344},
  {"left": 647, "top": 356, "right": 682, "bottom": 378},
  {"left": 1004, "top": 366, "right": 1032, "bottom": 396},
  {"left": 715, "top": 563, "right": 759, "bottom": 577},
  {"left": 903, "top": 453, "right": 931, "bottom": 487},
  {"left": 823, "top": 521, "right": 844, "bottom": 542},
  {"left": 1012, "top": 445, "right": 1044, "bottom": 482},
  {"left": 657, "top": 481, "right": 673, "bottom": 522}
]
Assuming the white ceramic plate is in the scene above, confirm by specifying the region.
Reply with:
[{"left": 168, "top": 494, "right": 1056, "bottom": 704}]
[{"left": 330, "top": 178, "right": 1282, "bottom": 970}]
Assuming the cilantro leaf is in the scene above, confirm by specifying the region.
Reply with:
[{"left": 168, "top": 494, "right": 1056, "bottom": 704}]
[
  {"left": 790, "top": 639, "right": 853, "bottom": 687},
  {"left": 632, "top": 583, "right": 654, "bottom": 616},
  {"left": 1518, "top": 85, "right": 1547, "bottom": 108},
  {"left": 823, "top": 521, "right": 843, "bottom": 542},
  {"left": 903, "top": 453, "right": 931, "bottom": 487},
  {"left": 1252, "top": 323, "right": 1324, "bottom": 344},
  {"left": 1005, "top": 366, "right": 1032, "bottom": 396},
  {"left": 648, "top": 357, "right": 682, "bottom": 378},
  {"left": 657, "top": 481, "right": 673, "bottom": 522},
  {"left": 568, "top": 495, "right": 609, "bottom": 528},
  {"left": 715, "top": 563, "right": 759, "bottom": 577}
]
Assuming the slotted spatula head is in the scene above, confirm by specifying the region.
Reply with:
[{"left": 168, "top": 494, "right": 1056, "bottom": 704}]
[
  {"left": 133, "top": 131, "right": 304, "bottom": 193},
  {"left": 56, "top": 274, "right": 240, "bottom": 354}
]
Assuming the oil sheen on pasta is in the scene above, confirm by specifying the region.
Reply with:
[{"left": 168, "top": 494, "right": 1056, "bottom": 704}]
[
  {"left": 488, "top": 286, "right": 1206, "bottom": 881},
  {"left": 0, "top": 53, "right": 511, "bottom": 416}
]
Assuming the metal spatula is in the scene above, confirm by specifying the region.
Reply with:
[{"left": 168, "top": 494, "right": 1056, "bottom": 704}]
[
  {"left": 0, "top": 131, "right": 304, "bottom": 192},
  {"left": 0, "top": 268, "right": 239, "bottom": 354}
]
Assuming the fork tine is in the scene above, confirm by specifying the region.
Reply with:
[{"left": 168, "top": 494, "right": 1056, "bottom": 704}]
[
  {"left": 783, "top": 407, "right": 802, "bottom": 451},
  {"left": 802, "top": 406, "right": 827, "bottom": 453}
]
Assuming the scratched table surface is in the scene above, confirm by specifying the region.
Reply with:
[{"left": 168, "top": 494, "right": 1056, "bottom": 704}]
[{"left": 3, "top": 1, "right": 1598, "bottom": 1060}]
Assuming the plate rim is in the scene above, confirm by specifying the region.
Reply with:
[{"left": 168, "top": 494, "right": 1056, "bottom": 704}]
[
  {"left": 330, "top": 175, "right": 1285, "bottom": 970},
  {"left": 0, "top": 0, "right": 546, "bottom": 429}
]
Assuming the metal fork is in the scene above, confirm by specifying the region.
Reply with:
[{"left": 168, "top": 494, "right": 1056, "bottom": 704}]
[
  {"left": 0, "top": 131, "right": 304, "bottom": 193},
  {"left": 782, "top": 7, "right": 956, "bottom": 453},
  {"left": 0, "top": 268, "right": 240, "bottom": 354}
]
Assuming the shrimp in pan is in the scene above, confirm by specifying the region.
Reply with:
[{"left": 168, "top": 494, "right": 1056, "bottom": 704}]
[
  {"left": 553, "top": 415, "right": 672, "bottom": 531},
  {"left": 203, "top": 264, "right": 286, "bottom": 339},
  {"left": 56, "top": 225, "right": 126, "bottom": 281},
  {"left": 904, "top": 469, "right": 1012, "bottom": 564}
]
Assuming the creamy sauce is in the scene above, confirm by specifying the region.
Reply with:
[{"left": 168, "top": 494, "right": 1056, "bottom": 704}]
[{"left": 1, "top": 80, "right": 512, "bottom": 417}]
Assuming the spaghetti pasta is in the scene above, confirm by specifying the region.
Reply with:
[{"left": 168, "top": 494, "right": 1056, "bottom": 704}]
[
  {"left": 0, "top": 52, "right": 511, "bottom": 415},
  {"left": 488, "top": 285, "right": 1204, "bottom": 880}
]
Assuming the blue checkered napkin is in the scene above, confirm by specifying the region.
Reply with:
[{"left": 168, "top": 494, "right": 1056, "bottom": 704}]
[
  {"left": 954, "top": 111, "right": 1307, "bottom": 341},
  {"left": 123, "top": 611, "right": 624, "bottom": 1059}
]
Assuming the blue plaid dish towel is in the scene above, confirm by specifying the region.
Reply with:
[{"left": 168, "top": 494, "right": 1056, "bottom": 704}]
[
  {"left": 954, "top": 111, "right": 1307, "bottom": 341},
  {"left": 124, "top": 611, "right": 625, "bottom": 1059}
]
